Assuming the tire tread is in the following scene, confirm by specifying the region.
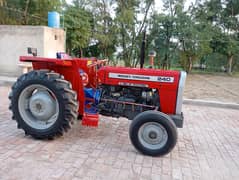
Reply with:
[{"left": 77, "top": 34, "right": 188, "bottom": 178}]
[{"left": 9, "top": 70, "right": 78, "bottom": 139}]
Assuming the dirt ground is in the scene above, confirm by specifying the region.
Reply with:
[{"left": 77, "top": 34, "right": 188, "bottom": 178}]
[{"left": 184, "top": 74, "right": 239, "bottom": 104}]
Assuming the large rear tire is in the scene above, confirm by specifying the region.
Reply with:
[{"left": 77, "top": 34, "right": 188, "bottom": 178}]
[
  {"left": 9, "top": 70, "right": 78, "bottom": 139},
  {"left": 129, "top": 111, "right": 177, "bottom": 156}
]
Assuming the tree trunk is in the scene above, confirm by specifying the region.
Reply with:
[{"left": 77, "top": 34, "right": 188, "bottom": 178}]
[
  {"left": 80, "top": 48, "right": 83, "bottom": 57},
  {"left": 187, "top": 56, "right": 193, "bottom": 73},
  {"left": 157, "top": 56, "right": 161, "bottom": 69},
  {"left": 124, "top": 58, "right": 131, "bottom": 67},
  {"left": 67, "top": 42, "right": 72, "bottom": 56},
  {"left": 227, "top": 55, "right": 233, "bottom": 74},
  {"left": 121, "top": 23, "right": 130, "bottom": 66},
  {"left": 23, "top": 0, "right": 30, "bottom": 25},
  {"left": 168, "top": 60, "right": 171, "bottom": 70},
  {"left": 162, "top": 54, "right": 167, "bottom": 69}
]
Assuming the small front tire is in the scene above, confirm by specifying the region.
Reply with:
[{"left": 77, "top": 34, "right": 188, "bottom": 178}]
[{"left": 129, "top": 111, "right": 178, "bottom": 156}]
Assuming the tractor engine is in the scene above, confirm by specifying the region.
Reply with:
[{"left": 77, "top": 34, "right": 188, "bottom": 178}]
[{"left": 98, "top": 85, "right": 160, "bottom": 119}]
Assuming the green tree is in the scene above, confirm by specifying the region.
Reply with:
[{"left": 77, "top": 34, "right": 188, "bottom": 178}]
[
  {"left": 148, "top": 13, "right": 177, "bottom": 69},
  {"left": 220, "top": 0, "right": 239, "bottom": 73},
  {"left": 64, "top": 0, "right": 92, "bottom": 56},
  {"left": 198, "top": 0, "right": 239, "bottom": 74},
  {"left": 148, "top": 0, "right": 200, "bottom": 72},
  {"left": 0, "top": 0, "right": 63, "bottom": 25},
  {"left": 175, "top": 4, "right": 213, "bottom": 73},
  {"left": 90, "top": 0, "right": 116, "bottom": 59},
  {"left": 210, "top": 32, "right": 239, "bottom": 74},
  {"left": 115, "top": 0, "right": 154, "bottom": 67}
]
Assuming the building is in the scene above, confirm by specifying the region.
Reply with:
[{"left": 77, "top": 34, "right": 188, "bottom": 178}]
[{"left": 0, "top": 25, "right": 65, "bottom": 76}]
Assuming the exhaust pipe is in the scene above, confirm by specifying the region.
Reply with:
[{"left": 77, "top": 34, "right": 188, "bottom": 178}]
[{"left": 140, "top": 30, "right": 146, "bottom": 68}]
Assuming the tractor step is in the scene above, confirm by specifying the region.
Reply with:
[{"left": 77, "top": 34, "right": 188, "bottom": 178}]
[{"left": 82, "top": 113, "right": 99, "bottom": 127}]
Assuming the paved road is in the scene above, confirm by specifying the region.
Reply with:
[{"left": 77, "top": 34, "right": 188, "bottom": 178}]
[{"left": 0, "top": 85, "right": 239, "bottom": 180}]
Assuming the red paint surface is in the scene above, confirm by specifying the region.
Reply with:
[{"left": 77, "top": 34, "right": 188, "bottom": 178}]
[
  {"left": 20, "top": 56, "right": 180, "bottom": 126},
  {"left": 98, "top": 66, "right": 180, "bottom": 114}
]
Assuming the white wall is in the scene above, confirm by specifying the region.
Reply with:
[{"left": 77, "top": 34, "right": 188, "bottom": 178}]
[
  {"left": 43, "top": 26, "right": 65, "bottom": 58},
  {"left": 0, "top": 25, "right": 65, "bottom": 76}
]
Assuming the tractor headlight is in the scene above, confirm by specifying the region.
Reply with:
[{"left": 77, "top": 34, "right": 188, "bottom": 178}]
[{"left": 176, "top": 71, "right": 187, "bottom": 114}]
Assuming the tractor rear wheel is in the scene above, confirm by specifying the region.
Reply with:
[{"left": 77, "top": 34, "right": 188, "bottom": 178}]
[
  {"left": 9, "top": 70, "right": 78, "bottom": 139},
  {"left": 129, "top": 111, "right": 177, "bottom": 156}
]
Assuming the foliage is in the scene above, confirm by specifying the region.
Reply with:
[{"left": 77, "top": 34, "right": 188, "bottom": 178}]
[
  {"left": 1, "top": 0, "right": 239, "bottom": 73},
  {"left": 148, "top": 13, "right": 177, "bottom": 69},
  {"left": 64, "top": 1, "right": 92, "bottom": 56},
  {"left": 90, "top": 0, "right": 116, "bottom": 60},
  {"left": 115, "top": 0, "right": 154, "bottom": 67},
  {"left": 0, "top": 0, "right": 63, "bottom": 25}
]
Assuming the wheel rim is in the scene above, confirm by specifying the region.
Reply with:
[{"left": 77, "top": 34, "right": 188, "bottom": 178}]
[
  {"left": 18, "top": 84, "right": 59, "bottom": 130},
  {"left": 138, "top": 122, "right": 168, "bottom": 150}
]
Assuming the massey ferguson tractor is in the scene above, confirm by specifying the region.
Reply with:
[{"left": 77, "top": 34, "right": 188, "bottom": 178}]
[{"left": 8, "top": 52, "right": 186, "bottom": 156}]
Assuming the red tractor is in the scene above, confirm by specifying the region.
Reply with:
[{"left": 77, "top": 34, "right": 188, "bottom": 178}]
[{"left": 9, "top": 54, "right": 186, "bottom": 156}]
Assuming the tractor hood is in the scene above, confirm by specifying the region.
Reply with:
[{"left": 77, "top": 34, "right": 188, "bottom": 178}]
[
  {"left": 98, "top": 66, "right": 181, "bottom": 90},
  {"left": 97, "top": 66, "right": 187, "bottom": 116}
]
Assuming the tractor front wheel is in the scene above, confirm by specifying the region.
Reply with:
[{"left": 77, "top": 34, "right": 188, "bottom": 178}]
[
  {"left": 9, "top": 70, "right": 78, "bottom": 139},
  {"left": 129, "top": 111, "right": 177, "bottom": 156}
]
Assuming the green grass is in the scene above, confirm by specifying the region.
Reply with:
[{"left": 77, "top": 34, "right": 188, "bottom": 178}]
[{"left": 232, "top": 72, "right": 239, "bottom": 77}]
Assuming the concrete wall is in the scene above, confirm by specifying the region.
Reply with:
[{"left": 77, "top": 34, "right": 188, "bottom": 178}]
[
  {"left": 0, "top": 25, "right": 65, "bottom": 76},
  {"left": 43, "top": 27, "right": 65, "bottom": 58}
]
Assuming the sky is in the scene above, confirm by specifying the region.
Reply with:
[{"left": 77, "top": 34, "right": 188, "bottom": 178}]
[
  {"left": 154, "top": 0, "right": 196, "bottom": 12},
  {"left": 66, "top": 0, "right": 196, "bottom": 13}
]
